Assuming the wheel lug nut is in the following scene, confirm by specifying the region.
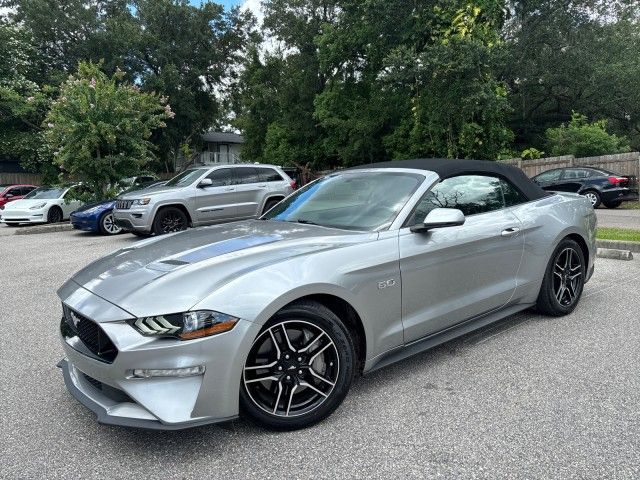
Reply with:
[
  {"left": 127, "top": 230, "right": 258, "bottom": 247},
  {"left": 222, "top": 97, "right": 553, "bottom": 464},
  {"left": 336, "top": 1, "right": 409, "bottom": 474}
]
[
  {"left": 278, "top": 366, "right": 283, "bottom": 371},
  {"left": 297, "top": 357, "right": 302, "bottom": 362},
  {"left": 286, "top": 375, "right": 291, "bottom": 380},
  {"left": 285, "top": 354, "right": 290, "bottom": 359},
  {"left": 298, "top": 370, "right": 303, "bottom": 375}
]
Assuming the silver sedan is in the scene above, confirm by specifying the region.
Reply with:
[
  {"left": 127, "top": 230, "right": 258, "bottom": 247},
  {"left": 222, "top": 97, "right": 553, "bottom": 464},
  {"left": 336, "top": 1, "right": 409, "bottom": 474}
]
[{"left": 57, "top": 159, "right": 596, "bottom": 430}]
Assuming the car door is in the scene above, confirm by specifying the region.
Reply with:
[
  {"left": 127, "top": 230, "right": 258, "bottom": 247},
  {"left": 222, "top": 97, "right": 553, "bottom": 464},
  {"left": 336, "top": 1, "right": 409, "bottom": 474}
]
[
  {"left": 399, "top": 175, "right": 525, "bottom": 343},
  {"left": 194, "top": 168, "right": 239, "bottom": 224},
  {"left": 234, "top": 167, "right": 269, "bottom": 218},
  {"left": 61, "top": 187, "right": 84, "bottom": 218},
  {"left": 532, "top": 169, "right": 563, "bottom": 191},
  {"left": 553, "top": 168, "right": 591, "bottom": 193}
]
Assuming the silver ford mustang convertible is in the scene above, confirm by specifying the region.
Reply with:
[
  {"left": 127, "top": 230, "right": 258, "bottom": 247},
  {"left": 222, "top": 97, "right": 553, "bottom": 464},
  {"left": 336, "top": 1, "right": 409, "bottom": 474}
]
[{"left": 57, "top": 159, "right": 596, "bottom": 430}]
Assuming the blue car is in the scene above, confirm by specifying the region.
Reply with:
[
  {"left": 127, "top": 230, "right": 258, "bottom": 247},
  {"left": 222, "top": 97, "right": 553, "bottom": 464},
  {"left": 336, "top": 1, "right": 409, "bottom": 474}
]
[{"left": 70, "top": 199, "right": 121, "bottom": 235}]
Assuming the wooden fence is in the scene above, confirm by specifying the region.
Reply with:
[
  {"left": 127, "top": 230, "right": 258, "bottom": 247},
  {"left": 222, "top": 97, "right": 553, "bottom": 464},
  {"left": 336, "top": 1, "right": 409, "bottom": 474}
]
[
  {"left": 3, "top": 152, "right": 639, "bottom": 185},
  {"left": 499, "top": 152, "right": 640, "bottom": 178}
]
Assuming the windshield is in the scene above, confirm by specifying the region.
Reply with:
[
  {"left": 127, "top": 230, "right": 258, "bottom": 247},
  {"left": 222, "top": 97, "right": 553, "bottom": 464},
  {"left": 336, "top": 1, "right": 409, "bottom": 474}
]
[
  {"left": 262, "top": 171, "right": 424, "bottom": 231},
  {"left": 24, "top": 187, "right": 66, "bottom": 199},
  {"left": 165, "top": 169, "right": 207, "bottom": 187}
]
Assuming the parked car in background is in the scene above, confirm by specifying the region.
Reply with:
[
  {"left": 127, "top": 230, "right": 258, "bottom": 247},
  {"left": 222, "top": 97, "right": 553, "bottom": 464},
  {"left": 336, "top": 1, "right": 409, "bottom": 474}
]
[
  {"left": 70, "top": 181, "right": 167, "bottom": 236},
  {"left": 57, "top": 159, "right": 596, "bottom": 431},
  {"left": 532, "top": 167, "right": 639, "bottom": 208},
  {"left": 113, "top": 164, "right": 296, "bottom": 236},
  {"left": 1, "top": 185, "right": 84, "bottom": 225},
  {"left": 0, "top": 184, "right": 37, "bottom": 211},
  {"left": 118, "top": 174, "right": 158, "bottom": 188}
]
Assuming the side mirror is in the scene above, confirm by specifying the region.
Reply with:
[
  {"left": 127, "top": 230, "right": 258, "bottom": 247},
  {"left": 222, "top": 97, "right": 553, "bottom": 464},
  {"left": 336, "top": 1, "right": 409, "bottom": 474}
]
[
  {"left": 4, "top": 193, "right": 13, "bottom": 199},
  {"left": 410, "top": 208, "right": 465, "bottom": 233},
  {"left": 198, "top": 178, "right": 213, "bottom": 188}
]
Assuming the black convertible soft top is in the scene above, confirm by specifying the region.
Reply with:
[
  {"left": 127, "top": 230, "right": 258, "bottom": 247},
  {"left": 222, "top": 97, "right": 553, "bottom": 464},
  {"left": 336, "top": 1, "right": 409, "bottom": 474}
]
[{"left": 350, "top": 158, "right": 549, "bottom": 201}]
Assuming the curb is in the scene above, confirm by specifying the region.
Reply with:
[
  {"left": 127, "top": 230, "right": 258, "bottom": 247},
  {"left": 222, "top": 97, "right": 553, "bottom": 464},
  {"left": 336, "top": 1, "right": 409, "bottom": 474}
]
[
  {"left": 596, "top": 247, "right": 634, "bottom": 261},
  {"left": 596, "top": 239, "right": 640, "bottom": 253},
  {"left": 13, "top": 223, "right": 74, "bottom": 235}
]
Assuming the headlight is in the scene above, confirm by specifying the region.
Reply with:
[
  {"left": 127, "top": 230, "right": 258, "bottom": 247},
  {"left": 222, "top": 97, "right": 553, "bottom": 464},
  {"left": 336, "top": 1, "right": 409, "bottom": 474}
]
[
  {"left": 132, "top": 198, "right": 151, "bottom": 206},
  {"left": 30, "top": 202, "right": 47, "bottom": 210},
  {"left": 129, "top": 310, "right": 238, "bottom": 340}
]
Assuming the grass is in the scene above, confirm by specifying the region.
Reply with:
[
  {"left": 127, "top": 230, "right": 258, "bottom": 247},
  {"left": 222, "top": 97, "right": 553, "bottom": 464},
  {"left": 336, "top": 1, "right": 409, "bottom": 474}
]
[
  {"left": 596, "top": 227, "right": 640, "bottom": 242},
  {"left": 618, "top": 202, "right": 640, "bottom": 210}
]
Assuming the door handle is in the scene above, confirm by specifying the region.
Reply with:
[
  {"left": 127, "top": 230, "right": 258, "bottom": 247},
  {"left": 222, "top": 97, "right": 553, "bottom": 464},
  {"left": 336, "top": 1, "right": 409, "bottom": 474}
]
[
  {"left": 258, "top": 184, "right": 267, "bottom": 187},
  {"left": 224, "top": 187, "right": 235, "bottom": 191},
  {"left": 501, "top": 227, "right": 520, "bottom": 237}
]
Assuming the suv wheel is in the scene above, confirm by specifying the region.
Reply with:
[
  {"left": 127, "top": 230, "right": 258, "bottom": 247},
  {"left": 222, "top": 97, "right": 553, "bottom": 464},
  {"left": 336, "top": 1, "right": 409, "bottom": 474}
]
[
  {"left": 240, "top": 301, "right": 355, "bottom": 430},
  {"left": 152, "top": 207, "right": 188, "bottom": 235}
]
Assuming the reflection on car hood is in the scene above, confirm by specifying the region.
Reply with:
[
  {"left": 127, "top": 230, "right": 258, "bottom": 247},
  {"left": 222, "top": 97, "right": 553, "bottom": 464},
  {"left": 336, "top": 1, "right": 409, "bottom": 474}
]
[
  {"left": 74, "top": 199, "right": 115, "bottom": 212},
  {"left": 64, "top": 220, "right": 376, "bottom": 317},
  {"left": 4, "top": 198, "right": 55, "bottom": 209},
  {"left": 117, "top": 183, "right": 183, "bottom": 199}
]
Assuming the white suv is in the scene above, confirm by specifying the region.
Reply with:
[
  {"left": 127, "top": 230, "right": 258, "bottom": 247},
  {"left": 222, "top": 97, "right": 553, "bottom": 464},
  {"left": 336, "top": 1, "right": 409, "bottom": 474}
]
[{"left": 113, "top": 164, "right": 296, "bottom": 235}]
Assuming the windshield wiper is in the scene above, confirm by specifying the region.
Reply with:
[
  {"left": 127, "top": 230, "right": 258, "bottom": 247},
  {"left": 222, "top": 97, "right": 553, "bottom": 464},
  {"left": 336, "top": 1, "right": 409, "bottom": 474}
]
[{"left": 296, "top": 219, "right": 321, "bottom": 226}]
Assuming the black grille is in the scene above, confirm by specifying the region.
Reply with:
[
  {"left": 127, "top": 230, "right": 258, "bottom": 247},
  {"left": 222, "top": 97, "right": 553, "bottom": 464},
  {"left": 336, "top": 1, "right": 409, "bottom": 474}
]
[
  {"left": 116, "top": 199, "right": 133, "bottom": 210},
  {"left": 81, "top": 372, "right": 132, "bottom": 402},
  {"left": 62, "top": 306, "right": 118, "bottom": 363}
]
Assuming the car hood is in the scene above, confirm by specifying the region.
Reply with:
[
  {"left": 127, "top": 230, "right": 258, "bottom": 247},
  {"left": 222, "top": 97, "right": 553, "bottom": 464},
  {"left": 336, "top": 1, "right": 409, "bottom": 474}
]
[
  {"left": 61, "top": 220, "right": 377, "bottom": 319},
  {"left": 117, "top": 183, "right": 183, "bottom": 199},
  {"left": 74, "top": 199, "right": 115, "bottom": 213},
  {"left": 4, "top": 198, "right": 55, "bottom": 209}
]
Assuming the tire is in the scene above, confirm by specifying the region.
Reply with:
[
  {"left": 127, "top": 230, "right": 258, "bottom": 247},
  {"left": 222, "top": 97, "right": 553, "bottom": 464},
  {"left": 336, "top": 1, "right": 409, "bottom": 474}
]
[
  {"left": 47, "top": 206, "right": 63, "bottom": 224},
  {"left": 240, "top": 300, "right": 356, "bottom": 430},
  {"left": 131, "top": 231, "right": 150, "bottom": 237},
  {"left": 98, "top": 211, "right": 122, "bottom": 235},
  {"left": 535, "top": 238, "right": 586, "bottom": 317},
  {"left": 581, "top": 190, "right": 601, "bottom": 208},
  {"left": 151, "top": 207, "right": 188, "bottom": 235},
  {"left": 262, "top": 198, "right": 281, "bottom": 215},
  {"left": 603, "top": 200, "right": 622, "bottom": 209}
]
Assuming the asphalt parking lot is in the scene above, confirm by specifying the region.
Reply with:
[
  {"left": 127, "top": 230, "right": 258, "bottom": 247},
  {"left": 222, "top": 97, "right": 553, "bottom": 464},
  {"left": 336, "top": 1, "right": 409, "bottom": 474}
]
[
  {"left": 596, "top": 207, "right": 640, "bottom": 229},
  {"left": 1, "top": 229, "right": 639, "bottom": 479}
]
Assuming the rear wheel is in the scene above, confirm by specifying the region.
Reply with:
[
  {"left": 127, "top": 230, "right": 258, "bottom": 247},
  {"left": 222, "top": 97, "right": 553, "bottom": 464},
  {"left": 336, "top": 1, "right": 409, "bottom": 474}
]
[
  {"left": 152, "top": 207, "right": 188, "bottom": 235},
  {"left": 262, "top": 198, "right": 281, "bottom": 215},
  {"left": 240, "top": 301, "right": 355, "bottom": 430},
  {"left": 582, "top": 190, "right": 601, "bottom": 208},
  {"left": 536, "top": 238, "right": 585, "bottom": 316},
  {"left": 99, "top": 212, "right": 122, "bottom": 235},
  {"left": 603, "top": 200, "right": 622, "bottom": 209},
  {"left": 47, "top": 206, "right": 63, "bottom": 224}
]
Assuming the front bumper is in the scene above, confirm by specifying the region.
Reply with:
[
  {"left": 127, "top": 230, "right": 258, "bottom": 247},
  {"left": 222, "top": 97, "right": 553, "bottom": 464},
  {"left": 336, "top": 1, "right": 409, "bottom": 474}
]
[
  {"left": 70, "top": 214, "right": 99, "bottom": 232},
  {"left": 1, "top": 209, "right": 47, "bottom": 224},
  {"left": 113, "top": 208, "right": 152, "bottom": 233},
  {"left": 57, "top": 291, "right": 261, "bottom": 429}
]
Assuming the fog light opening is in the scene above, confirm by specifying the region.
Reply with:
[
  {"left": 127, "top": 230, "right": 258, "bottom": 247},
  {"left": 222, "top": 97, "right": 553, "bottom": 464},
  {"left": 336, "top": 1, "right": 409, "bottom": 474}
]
[{"left": 129, "top": 366, "right": 205, "bottom": 379}]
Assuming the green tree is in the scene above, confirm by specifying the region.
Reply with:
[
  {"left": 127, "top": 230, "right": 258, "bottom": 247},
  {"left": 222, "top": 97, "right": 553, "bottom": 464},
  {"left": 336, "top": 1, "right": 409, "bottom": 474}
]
[
  {"left": 44, "top": 62, "right": 172, "bottom": 200},
  {"left": 545, "top": 112, "right": 630, "bottom": 157}
]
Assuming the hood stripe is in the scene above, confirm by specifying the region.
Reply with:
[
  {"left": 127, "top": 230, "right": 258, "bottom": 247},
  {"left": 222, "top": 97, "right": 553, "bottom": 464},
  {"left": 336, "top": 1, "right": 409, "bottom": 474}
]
[{"left": 175, "top": 235, "right": 283, "bottom": 264}]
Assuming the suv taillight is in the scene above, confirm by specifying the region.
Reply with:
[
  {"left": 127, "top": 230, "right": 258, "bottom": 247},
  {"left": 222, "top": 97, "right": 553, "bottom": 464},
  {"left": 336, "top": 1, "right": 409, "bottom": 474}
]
[
  {"left": 290, "top": 180, "right": 298, "bottom": 190},
  {"left": 608, "top": 176, "right": 628, "bottom": 186}
]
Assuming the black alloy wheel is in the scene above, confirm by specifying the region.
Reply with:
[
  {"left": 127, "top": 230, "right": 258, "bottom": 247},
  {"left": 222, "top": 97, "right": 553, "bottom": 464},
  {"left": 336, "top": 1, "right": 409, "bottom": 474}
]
[
  {"left": 536, "top": 238, "right": 585, "bottom": 316},
  {"left": 241, "top": 301, "right": 355, "bottom": 430},
  {"left": 152, "top": 207, "right": 188, "bottom": 235},
  {"left": 47, "top": 206, "right": 63, "bottom": 223}
]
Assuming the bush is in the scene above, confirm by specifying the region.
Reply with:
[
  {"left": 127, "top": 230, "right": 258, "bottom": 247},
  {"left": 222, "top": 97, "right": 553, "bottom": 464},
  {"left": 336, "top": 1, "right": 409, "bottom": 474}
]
[{"left": 546, "top": 112, "right": 630, "bottom": 157}]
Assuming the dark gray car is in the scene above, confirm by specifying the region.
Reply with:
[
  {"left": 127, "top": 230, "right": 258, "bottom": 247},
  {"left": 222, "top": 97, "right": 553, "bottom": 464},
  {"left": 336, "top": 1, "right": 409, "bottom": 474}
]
[{"left": 113, "top": 164, "right": 295, "bottom": 235}]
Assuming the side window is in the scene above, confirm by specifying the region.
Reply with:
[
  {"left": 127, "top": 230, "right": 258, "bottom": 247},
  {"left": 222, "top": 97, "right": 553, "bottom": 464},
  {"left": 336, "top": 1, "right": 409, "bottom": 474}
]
[
  {"left": 535, "top": 169, "right": 562, "bottom": 182},
  {"left": 562, "top": 168, "right": 590, "bottom": 180},
  {"left": 21, "top": 187, "right": 35, "bottom": 195},
  {"left": 407, "top": 175, "right": 517, "bottom": 225},
  {"left": 235, "top": 167, "right": 260, "bottom": 185},
  {"left": 501, "top": 179, "right": 527, "bottom": 207},
  {"left": 206, "top": 169, "right": 234, "bottom": 187},
  {"left": 7, "top": 187, "right": 22, "bottom": 196},
  {"left": 258, "top": 168, "right": 283, "bottom": 182}
]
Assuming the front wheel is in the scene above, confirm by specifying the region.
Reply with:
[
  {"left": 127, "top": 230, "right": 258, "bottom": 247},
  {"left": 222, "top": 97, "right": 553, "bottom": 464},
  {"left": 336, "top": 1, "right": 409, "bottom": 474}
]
[
  {"left": 240, "top": 301, "right": 355, "bottom": 430},
  {"left": 535, "top": 238, "right": 585, "bottom": 316},
  {"left": 99, "top": 212, "right": 122, "bottom": 235},
  {"left": 47, "top": 206, "right": 63, "bottom": 223},
  {"left": 152, "top": 207, "right": 188, "bottom": 235}
]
